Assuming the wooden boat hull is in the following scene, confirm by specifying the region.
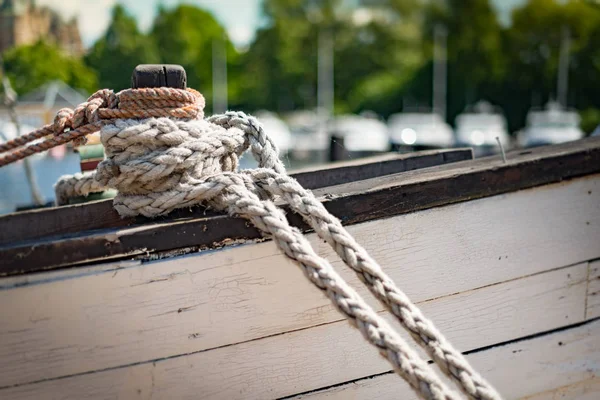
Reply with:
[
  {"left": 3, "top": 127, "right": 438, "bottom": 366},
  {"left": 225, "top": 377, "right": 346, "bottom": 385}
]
[{"left": 0, "top": 139, "right": 599, "bottom": 399}]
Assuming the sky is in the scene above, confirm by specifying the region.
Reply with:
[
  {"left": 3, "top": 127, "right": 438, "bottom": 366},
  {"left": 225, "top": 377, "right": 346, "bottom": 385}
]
[
  {"left": 36, "top": 0, "right": 264, "bottom": 48},
  {"left": 36, "top": 0, "right": 527, "bottom": 49}
]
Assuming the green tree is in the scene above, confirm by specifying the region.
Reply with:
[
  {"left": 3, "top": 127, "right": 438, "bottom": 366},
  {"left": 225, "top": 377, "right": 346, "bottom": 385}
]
[
  {"left": 499, "top": 0, "right": 600, "bottom": 130},
  {"left": 418, "top": 0, "right": 505, "bottom": 123},
  {"left": 239, "top": 0, "right": 332, "bottom": 111},
  {"left": 342, "top": 0, "right": 425, "bottom": 115},
  {"left": 238, "top": 27, "right": 289, "bottom": 110},
  {"left": 85, "top": 5, "right": 159, "bottom": 91},
  {"left": 2, "top": 41, "right": 98, "bottom": 95},
  {"left": 150, "top": 5, "right": 240, "bottom": 109},
  {"left": 240, "top": 0, "right": 425, "bottom": 115},
  {"left": 562, "top": 1, "right": 600, "bottom": 118}
]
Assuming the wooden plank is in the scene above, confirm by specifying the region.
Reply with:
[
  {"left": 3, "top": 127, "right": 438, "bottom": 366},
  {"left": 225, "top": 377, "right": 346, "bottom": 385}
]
[
  {"left": 0, "top": 148, "right": 473, "bottom": 247},
  {"left": 292, "top": 148, "right": 473, "bottom": 189},
  {"left": 295, "top": 378, "right": 600, "bottom": 400},
  {"left": 291, "top": 319, "right": 600, "bottom": 400},
  {"left": 0, "top": 262, "right": 588, "bottom": 392},
  {"left": 2, "top": 167, "right": 598, "bottom": 278},
  {"left": 522, "top": 377, "right": 600, "bottom": 400},
  {"left": 587, "top": 260, "right": 600, "bottom": 319},
  {"left": 0, "top": 138, "right": 600, "bottom": 275},
  {"left": 1, "top": 143, "right": 599, "bottom": 276},
  {"left": 0, "top": 176, "right": 596, "bottom": 387}
]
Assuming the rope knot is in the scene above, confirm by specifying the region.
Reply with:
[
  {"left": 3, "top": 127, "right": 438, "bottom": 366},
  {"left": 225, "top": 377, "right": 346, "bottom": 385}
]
[
  {"left": 93, "top": 117, "right": 248, "bottom": 203},
  {"left": 53, "top": 108, "right": 74, "bottom": 135},
  {"left": 57, "top": 111, "right": 282, "bottom": 217},
  {"left": 54, "top": 90, "right": 117, "bottom": 135},
  {"left": 0, "top": 88, "right": 206, "bottom": 167}
]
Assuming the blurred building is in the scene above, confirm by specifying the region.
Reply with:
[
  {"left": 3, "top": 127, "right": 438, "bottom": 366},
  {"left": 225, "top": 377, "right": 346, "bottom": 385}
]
[
  {"left": 0, "top": 81, "right": 87, "bottom": 213},
  {"left": 0, "top": 80, "right": 87, "bottom": 128},
  {"left": 0, "top": 0, "right": 83, "bottom": 55}
]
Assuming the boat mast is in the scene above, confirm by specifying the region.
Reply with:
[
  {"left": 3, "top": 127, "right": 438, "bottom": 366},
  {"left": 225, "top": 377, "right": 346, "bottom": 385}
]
[
  {"left": 433, "top": 24, "right": 447, "bottom": 120},
  {"left": 557, "top": 26, "right": 570, "bottom": 108},
  {"left": 212, "top": 34, "right": 228, "bottom": 114},
  {"left": 318, "top": 28, "right": 334, "bottom": 119}
]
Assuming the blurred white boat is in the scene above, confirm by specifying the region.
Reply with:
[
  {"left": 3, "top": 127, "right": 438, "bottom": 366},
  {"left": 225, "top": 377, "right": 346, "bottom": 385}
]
[
  {"left": 283, "top": 110, "right": 329, "bottom": 168},
  {"left": 455, "top": 101, "right": 510, "bottom": 156},
  {"left": 285, "top": 110, "right": 328, "bottom": 153},
  {"left": 517, "top": 101, "right": 584, "bottom": 148},
  {"left": 388, "top": 112, "right": 454, "bottom": 150},
  {"left": 328, "top": 114, "right": 389, "bottom": 154},
  {"left": 284, "top": 111, "right": 390, "bottom": 166}
]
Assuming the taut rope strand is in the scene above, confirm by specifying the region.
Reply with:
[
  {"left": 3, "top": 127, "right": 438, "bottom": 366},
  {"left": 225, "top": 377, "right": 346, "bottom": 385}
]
[
  {"left": 1, "top": 88, "right": 501, "bottom": 400},
  {"left": 0, "top": 87, "right": 205, "bottom": 167},
  {"left": 244, "top": 167, "right": 500, "bottom": 400}
]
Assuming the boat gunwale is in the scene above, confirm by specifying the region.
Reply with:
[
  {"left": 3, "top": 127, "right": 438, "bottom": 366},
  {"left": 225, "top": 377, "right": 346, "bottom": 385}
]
[
  {"left": 0, "top": 148, "right": 473, "bottom": 245},
  {"left": 1, "top": 137, "right": 599, "bottom": 276}
]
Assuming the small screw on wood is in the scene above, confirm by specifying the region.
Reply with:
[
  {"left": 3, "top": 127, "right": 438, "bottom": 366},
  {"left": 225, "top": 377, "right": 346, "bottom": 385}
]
[{"left": 496, "top": 136, "right": 507, "bottom": 164}]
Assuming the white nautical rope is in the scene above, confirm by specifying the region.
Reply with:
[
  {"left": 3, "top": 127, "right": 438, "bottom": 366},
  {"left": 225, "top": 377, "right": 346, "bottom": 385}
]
[
  {"left": 55, "top": 111, "right": 501, "bottom": 400},
  {"left": 244, "top": 168, "right": 501, "bottom": 400}
]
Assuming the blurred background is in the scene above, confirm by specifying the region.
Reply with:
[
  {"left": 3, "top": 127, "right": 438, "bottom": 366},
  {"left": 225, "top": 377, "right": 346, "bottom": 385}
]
[{"left": 1, "top": 0, "right": 600, "bottom": 214}]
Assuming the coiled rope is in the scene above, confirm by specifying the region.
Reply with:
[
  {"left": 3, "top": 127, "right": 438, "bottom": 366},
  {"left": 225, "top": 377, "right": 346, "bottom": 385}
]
[
  {"left": 0, "top": 88, "right": 502, "bottom": 400},
  {"left": 0, "top": 87, "right": 204, "bottom": 166}
]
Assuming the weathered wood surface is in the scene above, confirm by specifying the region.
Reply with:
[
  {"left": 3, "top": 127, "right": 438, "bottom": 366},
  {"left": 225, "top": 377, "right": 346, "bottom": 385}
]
[
  {"left": 587, "top": 260, "right": 600, "bottom": 320},
  {"left": 522, "top": 378, "right": 600, "bottom": 400},
  {"left": 0, "top": 264, "right": 592, "bottom": 398},
  {"left": 293, "top": 319, "right": 600, "bottom": 400},
  {"left": 0, "top": 172, "right": 597, "bottom": 389},
  {"left": 0, "top": 148, "right": 472, "bottom": 247},
  {"left": 131, "top": 64, "right": 187, "bottom": 89},
  {"left": 2, "top": 137, "right": 600, "bottom": 275},
  {"left": 293, "top": 148, "right": 473, "bottom": 189}
]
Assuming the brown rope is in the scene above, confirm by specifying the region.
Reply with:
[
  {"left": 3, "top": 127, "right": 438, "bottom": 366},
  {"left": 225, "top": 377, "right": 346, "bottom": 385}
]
[{"left": 0, "top": 87, "right": 205, "bottom": 168}]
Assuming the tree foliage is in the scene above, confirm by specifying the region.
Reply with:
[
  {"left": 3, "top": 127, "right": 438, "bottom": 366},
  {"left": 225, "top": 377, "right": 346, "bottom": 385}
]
[
  {"left": 416, "top": 0, "right": 505, "bottom": 124},
  {"left": 85, "top": 5, "right": 159, "bottom": 91},
  {"left": 239, "top": 0, "right": 425, "bottom": 114},
  {"left": 150, "top": 5, "right": 240, "bottom": 109},
  {"left": 3, "top": 0, "right": 600, "bottom": 133},
  {"left": 2, "top": 41, "right": 98, "bottom": 95},
  {"left": 497, "top": 0, "right": 600, "bottom": 130}
]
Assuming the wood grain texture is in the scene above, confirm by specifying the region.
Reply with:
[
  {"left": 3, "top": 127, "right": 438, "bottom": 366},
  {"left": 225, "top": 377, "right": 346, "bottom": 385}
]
[
  {"left": 0, "top": 263, "right": 589, "bottom": 395},
  {"left": 295, "top": 319, "right": 600, "bottom": 400},
  {"left": 0, "top": 149, "right": 472, "bottom": 247},
  {"left": 0, "top": 174, "right": 597, "bottom": 387},
  {"left": 292, "top": 148, "right": 473, "bottom": 189},
  {"left": 587, "top": 260, "right": 600, "bottom": 319},
  {"left": 521, "top": 377, "right": 600, "bottom": 400},
  {"left": 2, "top": 137, "right": 600, "bottom": 275}
]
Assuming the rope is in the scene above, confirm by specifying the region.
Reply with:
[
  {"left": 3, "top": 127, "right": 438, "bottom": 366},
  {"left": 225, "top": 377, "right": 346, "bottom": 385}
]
[
  {"left": 245, "top": 168, "right": 500, "bottom": 400},
  {"left": 0, "top": 87, "right": 205, "bottom": 167},
  {"left": 2, "top": 88, "right": 502, "bottom": 400}
]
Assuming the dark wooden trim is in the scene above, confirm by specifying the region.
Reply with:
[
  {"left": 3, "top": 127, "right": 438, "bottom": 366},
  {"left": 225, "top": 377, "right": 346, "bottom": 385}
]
[
  {"left": 131, "top": 64, "right": 187, "bottom": 89},
  {"left": 1, "top": 137, "right": 599, "bottom": 276},
  {"left": 0, "top": 148, "right": 472, "bottom": 246},
  {"left": 294, "top": 148, "right": 473, "bottom": 190}
]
